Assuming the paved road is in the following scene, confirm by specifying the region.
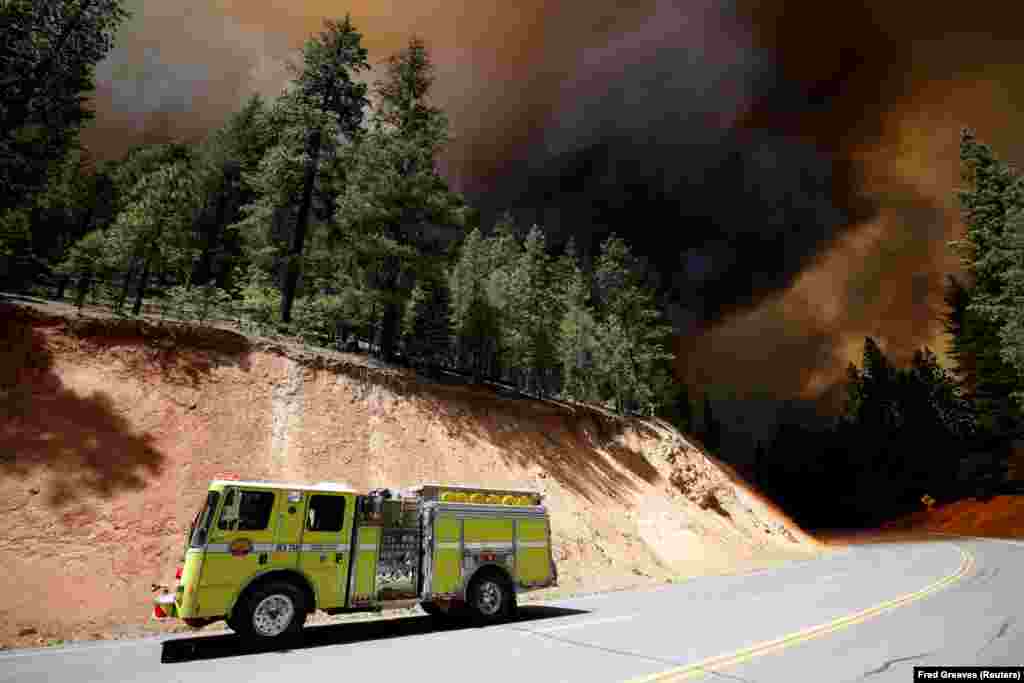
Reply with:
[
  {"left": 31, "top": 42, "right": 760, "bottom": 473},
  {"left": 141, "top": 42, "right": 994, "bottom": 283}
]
[{"left": 2, "top": 534, "right": 1021, "bottom": 683}]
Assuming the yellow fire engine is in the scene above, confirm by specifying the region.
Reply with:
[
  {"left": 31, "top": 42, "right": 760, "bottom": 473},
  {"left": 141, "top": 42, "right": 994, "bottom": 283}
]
[{"left": 153, "top": 477, "right": 557, "bottom": 642}]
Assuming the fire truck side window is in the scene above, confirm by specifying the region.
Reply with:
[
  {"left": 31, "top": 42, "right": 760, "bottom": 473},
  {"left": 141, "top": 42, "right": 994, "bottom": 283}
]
[
  {"left": 219, "top": 489, "right": 276, "bottom": 532},
  {"left": 307, "top": 495, "right": 345, "bottom": 532}
]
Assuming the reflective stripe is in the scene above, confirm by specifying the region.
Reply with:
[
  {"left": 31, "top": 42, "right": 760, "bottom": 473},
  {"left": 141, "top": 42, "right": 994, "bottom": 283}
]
[
  {"left": 204, "top": 542, "right": 291, "bottom": 554},
  {"left": 464, "top": 542, "right": 514, "bottom": 551},
  {"left": 516, "top": 541, "right": 548, "bottom": 549},
  {"left": 357, "top": 544, "right": 378, "bottom": 552},
  {"left": 436, "top": 542, "right": 460, "bottom": 550},
  {"left": 300, "top": 543, "right": 348, "bottom": 552}
]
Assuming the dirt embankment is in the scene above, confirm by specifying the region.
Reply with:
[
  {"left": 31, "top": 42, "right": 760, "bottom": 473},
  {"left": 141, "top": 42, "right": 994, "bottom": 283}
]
[
  {"left": 884, "top": 496, "right": 1024, "bottom": 538},
  {"left": 0, "top": 302, "right": 822, "bottom": 649}
]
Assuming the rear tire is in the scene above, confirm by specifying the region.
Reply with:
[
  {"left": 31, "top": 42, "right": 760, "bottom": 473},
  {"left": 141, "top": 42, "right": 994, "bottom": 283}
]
[
  {"left": 233, "top": 581, "right": 307, "bottom": 644},
  {"left": 467, "top": 572, "right": 512, "bottom": 624}
]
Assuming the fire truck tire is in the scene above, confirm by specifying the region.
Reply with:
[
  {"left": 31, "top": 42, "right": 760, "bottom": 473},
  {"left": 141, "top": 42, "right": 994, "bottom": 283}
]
[
  {"left": 234, "top": 581, "right": 307, "bottom": 642},
  {"left": 467, "top": 572, "right": 512, "bottom": 624}
]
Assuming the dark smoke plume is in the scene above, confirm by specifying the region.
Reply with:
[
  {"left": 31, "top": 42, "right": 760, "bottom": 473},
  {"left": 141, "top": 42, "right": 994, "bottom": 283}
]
[{"left": 83, "top": 0, "right": 1024, "bottom": 433}]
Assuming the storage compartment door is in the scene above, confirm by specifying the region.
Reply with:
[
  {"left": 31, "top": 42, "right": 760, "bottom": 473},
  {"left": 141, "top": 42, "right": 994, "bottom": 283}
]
[
  {"left": 431, "top": 516, "right": 461, "bottom": 596},
  {"left": 515, "top": 518, "right": 552, "bottom": 585}
]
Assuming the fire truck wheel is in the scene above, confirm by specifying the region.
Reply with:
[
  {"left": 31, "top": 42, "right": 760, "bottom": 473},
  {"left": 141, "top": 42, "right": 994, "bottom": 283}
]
[
  {"left": 236, "top": 581, "right": 307, "bottom": 642},
  {"left": 467, "top": 572, "right": 512, "bottom": 623}
]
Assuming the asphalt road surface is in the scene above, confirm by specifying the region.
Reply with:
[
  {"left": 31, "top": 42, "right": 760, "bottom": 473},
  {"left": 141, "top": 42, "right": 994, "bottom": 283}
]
[{"left": 2, "top": 534, "right": 1021, "bottom": 683}]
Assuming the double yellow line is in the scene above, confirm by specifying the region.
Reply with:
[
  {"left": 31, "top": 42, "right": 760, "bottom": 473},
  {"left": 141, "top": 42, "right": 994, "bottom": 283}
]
[{"left": 627, "top": 544, "right": 975, "bottom": 682}]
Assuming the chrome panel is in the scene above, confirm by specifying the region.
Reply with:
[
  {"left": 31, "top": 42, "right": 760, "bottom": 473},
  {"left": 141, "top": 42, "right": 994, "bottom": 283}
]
[
  {"left": 420, "top": 507, "right": 434, "bottom": 601},
  {"left": 376, "top": 527, "right": 418, "bottom": 602}
]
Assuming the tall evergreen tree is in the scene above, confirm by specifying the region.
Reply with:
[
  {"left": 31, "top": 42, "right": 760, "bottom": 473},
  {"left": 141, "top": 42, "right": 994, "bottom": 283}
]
[
  {"left": 993, "top": 205, "right": 1024, "bottom": 404},
  {"left": 241, "top": 17, "right": 370, "bottom": 324},
  {"left": 450, "top": 228, "right": 501, "bottom": 382},
  {"left": 952, "top": 128, "right": 1023, "bottom": 433},
  {"left": 76, "top": 143, "right": 194, "bottom": 307},
  {"left": 592, "top": 234, "right": 675, "bottom": 413},
  {"left": 403, "top": 271, "right": 454, "bottom": 371},
  {"left": 192, "top": 95, "right": 273, "bottom": 290},
  {"left": 334, "top": 37, "right": 468, "bottom": 361},
  {"left": 482, "top": 211, "right": 523, "bottom": 377},
  {"left": 102, "top": 158, "right": 204, "bottom": 314},
  {"left": 0, "top": 0, "right": 129, "bottom": 211},
  {"left": 0, "top": 0, "right": 129, "bottom": 285},
  {"left": 506, "top": 225, "right": 562, "bottom": 396},
  {"left": 555, "top": 237, "right": 598, "bottom": 402}
]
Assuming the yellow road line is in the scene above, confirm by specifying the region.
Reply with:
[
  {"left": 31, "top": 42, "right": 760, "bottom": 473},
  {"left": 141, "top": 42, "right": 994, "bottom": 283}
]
[{"left": 626, "top": 544, "right": 975, "bottom": 683}]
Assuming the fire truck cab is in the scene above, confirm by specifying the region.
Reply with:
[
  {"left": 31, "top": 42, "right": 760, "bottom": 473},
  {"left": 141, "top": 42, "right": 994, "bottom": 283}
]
[{"left": 154, "top": 478, "right": 557, "bottom": 642}]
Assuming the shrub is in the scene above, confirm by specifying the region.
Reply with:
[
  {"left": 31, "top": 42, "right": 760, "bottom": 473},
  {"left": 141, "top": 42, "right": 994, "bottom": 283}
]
[{"left": 166, "top": 283, "right": 234, "bottom": 324}]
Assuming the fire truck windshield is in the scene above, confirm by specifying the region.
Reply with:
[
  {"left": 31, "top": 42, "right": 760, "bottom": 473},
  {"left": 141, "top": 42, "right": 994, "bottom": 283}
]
[{"left": 189, "top": 491, "right": 220, "bottom": 548}]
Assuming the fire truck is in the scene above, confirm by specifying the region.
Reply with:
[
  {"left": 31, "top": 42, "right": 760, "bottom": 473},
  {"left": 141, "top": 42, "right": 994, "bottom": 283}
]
[{"left": 153, "top": 477, "right": 557, "bottom": 642}]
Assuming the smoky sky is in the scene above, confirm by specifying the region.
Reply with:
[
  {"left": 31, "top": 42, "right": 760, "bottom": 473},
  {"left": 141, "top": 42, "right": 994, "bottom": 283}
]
[{"left": 83, "top": 0, "right": 1024, "bottom": 420}]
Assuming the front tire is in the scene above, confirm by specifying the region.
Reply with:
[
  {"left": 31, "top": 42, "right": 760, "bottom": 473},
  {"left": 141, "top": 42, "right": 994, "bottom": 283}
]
[{"left": 234, "top": 581, "right": 307, "bottom": 643}]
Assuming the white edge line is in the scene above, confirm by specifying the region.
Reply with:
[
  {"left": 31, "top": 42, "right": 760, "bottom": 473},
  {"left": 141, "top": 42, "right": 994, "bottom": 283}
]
[{"left": 926, "top": 531, "right": 1024, "bottom": 546}]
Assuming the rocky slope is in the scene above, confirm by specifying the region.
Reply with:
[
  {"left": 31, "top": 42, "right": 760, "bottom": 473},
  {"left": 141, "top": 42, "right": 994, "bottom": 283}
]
[{"left": 0, "top": 301, "right": 821, "bottom": 649}]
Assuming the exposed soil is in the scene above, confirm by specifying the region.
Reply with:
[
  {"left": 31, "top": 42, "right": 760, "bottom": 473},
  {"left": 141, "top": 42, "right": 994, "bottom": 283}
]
[
  {"left": 883, "top": 495, "right": 1024, "bottom": 539},
  {"left": 0, "top": 299, "right": 823, "bottom": 650}
]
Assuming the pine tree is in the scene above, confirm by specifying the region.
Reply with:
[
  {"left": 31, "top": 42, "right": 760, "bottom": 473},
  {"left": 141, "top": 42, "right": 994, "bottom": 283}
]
[
  {"left": 592, "top": 234, "right": 675, "bottom": 413},
  {"left": 555, "top": 237, "right": 598, "bottom": 402},
  {"left": 505, "top": 225, "right": 563, "bottom": 397},
  {"left": 952, "top": 128, "right": 1023, "bottom": 432},
  {"left": 481, "top": 212, "right": 523, "bottom": 379},
  {"left": 995, "top": 209, "right": 1024, "bottom": 404},
  {"left": 192, "top": 95, "right": 273, "bottom": 290},
  {"left": 944, "top": 276, "right": 978, "bottom": 393},
  {"left": 333, "top": 37, "right": 468, "bottom": 361},
  {"left": 53, "top": 228, "right": 108, "bottom": 308},
  {"left": 403, "top": 272, "right": 454, "bottom": 371},
  {"left": 911, "top": 348, "right": 977, "bottom": 440},
  {"left": 1, "top": 0, "right": 129, "bottom": 211},
  {"left": 102, "top": 159, "right": 204, "bottom": 314},
  {"left": 241, "top": 17, "right": 370, "bottom": 324},
  {"left": 451, "top": 228, "right": 492, "bottom": 380}
]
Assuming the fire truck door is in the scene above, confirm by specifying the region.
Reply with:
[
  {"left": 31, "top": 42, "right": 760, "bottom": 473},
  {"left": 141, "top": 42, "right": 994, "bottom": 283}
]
[
  {"left": 201, "top": 486, "right": 288, "bottom": 616},
  {"left": 298, "top": 492, "right": 353, "bottom": 610}
]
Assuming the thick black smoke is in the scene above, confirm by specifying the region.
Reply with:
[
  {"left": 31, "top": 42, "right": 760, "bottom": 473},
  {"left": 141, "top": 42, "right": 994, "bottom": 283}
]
[
  {"left": 86, "top": 0, "right": 1024, "bottom": 435},
  {"left": 467, "top": 0, "right": 1022, "bottom": 338}
]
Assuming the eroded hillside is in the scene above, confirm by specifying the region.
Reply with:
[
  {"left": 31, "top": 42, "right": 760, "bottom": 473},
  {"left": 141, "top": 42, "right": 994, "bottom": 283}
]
[{"left": 0, "top": 301, "right": 821, "bottom": 648}]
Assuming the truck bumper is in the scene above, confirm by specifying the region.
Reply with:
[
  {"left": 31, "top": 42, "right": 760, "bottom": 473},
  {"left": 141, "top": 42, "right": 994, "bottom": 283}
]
[{"left": 153, "top": 593, "right": 178, "bottom": 619}]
